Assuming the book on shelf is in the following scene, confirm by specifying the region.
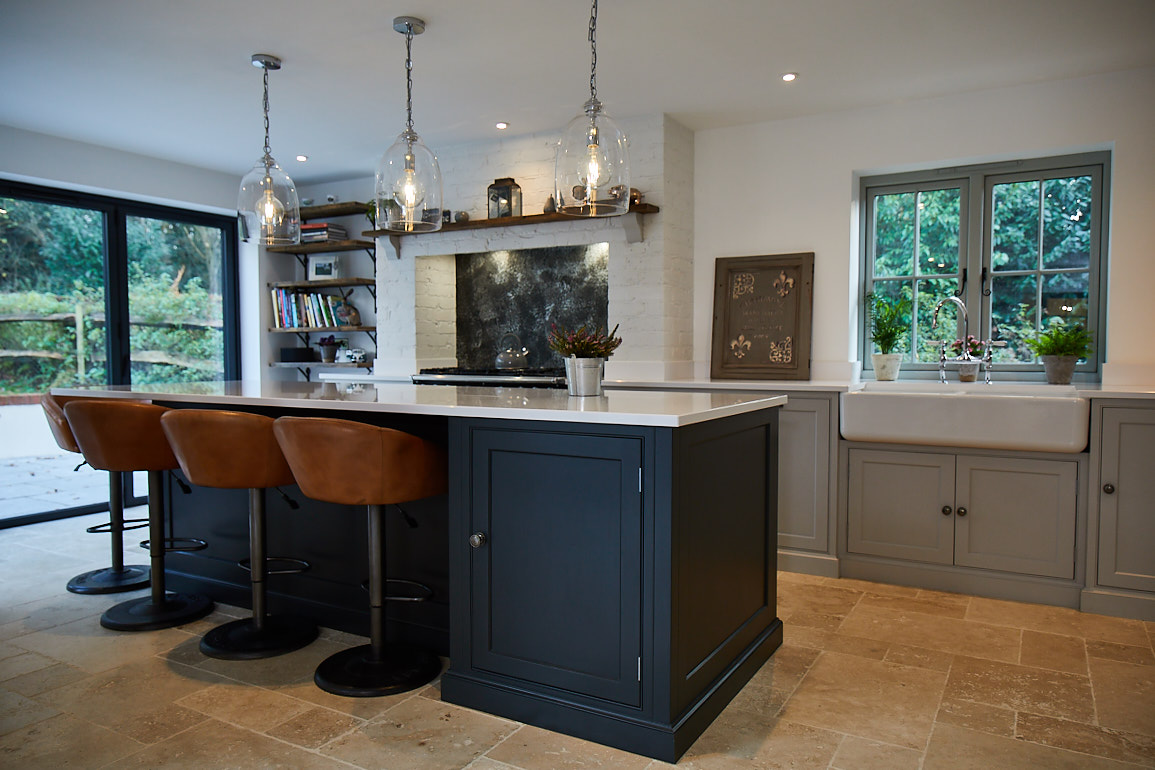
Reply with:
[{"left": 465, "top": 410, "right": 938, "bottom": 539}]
[
  {"left": 271, "top": 287, "right": 358, "bottom": 329},
  {"left": 299, "top": 222, "right": 347, "bottom": 242}
]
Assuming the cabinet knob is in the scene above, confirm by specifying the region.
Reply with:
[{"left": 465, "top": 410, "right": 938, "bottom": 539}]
[
  {"left": 469, "top": 532, "right": 487, "bottom": 548},
  {"left": 956, "top": 506, "right": 968, "bottom": 517},
  {"left": 1103, "top": 483, "right": 1115, "bottom": 495},
  {"left": 941, "top": 505, "right": 953, "bottom": 516}
]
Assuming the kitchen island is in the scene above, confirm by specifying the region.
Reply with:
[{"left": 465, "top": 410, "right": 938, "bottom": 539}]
[{"left": 52, "top": 380, "right": 786, "bottom": 761}]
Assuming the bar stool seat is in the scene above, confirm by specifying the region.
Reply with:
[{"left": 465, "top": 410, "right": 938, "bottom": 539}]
[
  {"left": 273, "top": 416, "right": 446, "bottom": 697},
  {"left": 41, "top": 393, "right": 150, "bottom": 594},
  {"left": 161, "top": 409, "right": 317, "bottom": 659},
  {"left": 64, "top": 399, "right": 213, "bottom": 631}
]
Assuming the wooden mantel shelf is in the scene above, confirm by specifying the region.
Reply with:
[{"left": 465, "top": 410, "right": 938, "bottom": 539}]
[{"left": 364, "top": 203, "right": 659, "bottom": 249}]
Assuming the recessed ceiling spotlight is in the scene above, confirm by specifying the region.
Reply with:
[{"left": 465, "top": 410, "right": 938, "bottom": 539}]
[
  {"left": 781, "top": 72, "right": 798, "bottom": 82},
  {"left": 495, "top": 121, "right": 509, "bottom": 130},
  {"left": 295, "top": 155, "right": 308, "bottom": 162}
]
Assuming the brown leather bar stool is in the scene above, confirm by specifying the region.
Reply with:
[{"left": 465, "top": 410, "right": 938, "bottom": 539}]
[
  {"left": 63, "top": 399, "right": 214, "bottom": 631},
  {"left": 41, "top": 393, "right": 150, "bottom": 594},
  {"left": 161, "top": 409, "right": 317, "bottom": 659},
  {"left": 273, "top": 416, "right": 446, "bottom": 697}
]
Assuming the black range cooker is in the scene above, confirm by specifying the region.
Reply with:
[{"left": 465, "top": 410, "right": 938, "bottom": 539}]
[{"left": 411, "top": 366, "right": 567, "bottom": 388}]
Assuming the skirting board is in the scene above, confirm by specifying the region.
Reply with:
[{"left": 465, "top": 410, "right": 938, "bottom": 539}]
[
  {"left": 1081, "top": 587, "right": 1155, "bottom": 622},
  {"left": 778, "top": 549, "right": 839, "bottom": 578}
]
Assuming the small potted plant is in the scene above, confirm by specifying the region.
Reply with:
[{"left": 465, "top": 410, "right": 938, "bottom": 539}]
[
  {"left": 1024, "top": 318, "right": 1093, "bottom": 384},
  {"left": 316, "top": 334, "right": 343, "bottom": 363},
  {"left": 548, "top": 323, "right": 623, "bottom": 396},
  {"left": 865, "top": 292, "right": 911, "bottom": 381}
]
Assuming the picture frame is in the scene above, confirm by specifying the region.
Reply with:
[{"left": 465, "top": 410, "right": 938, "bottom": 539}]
[
  {"left": 710, "top": 252, "right": 815, "bottom": 380},
  {"left": 307, "top": 255, "right": 340, "bottom": 281}
]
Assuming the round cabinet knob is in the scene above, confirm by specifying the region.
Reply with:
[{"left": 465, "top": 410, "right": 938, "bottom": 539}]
[
  {"left": 941, "top": 505, "right": 953, "bottom": 516},
  {"left": 1103, "top": 483, "right": 1116, "bottom": 495},
  {"left": 469, "top": 532, "right": 487, "bottom": 548},
  {"left": 956, "top": 506, "right": 968, "bottom": 517}
]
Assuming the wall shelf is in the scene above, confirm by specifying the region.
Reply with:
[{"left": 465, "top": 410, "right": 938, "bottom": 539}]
[
  {"left": 266, "top": 239, "right": 375, "bottom": 256},
  {"left": 364, "top": 203, "right": 660, "bottom": 249},
  {"left": 299, "top": 201, "right": 371, "bottom": 220},
  {"left": 269, "top": 325, "right": 376, "bottom": 334},
  {"left": 269, "top": 277, "right": 375, "bottom": 291}
]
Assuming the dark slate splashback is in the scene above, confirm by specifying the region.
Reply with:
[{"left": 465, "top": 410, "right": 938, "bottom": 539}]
[{"left": 455, "top": 243, "right": 609, "bottom": 369}]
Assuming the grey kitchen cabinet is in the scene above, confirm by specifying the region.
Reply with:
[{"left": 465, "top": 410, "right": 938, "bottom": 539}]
[
  {"left": 1097, "top": 406, "right": 1155, "bottom": 592},
  {"left": 848, "top": 448, "right": 1078, "bottom": 579},
  {"left": 777, "top": 395, "right": 834, "bottom": 554}
]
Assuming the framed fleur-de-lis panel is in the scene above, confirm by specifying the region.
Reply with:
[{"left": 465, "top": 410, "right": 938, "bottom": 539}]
[{"left": 711, "top": 252, "right": 814, "bottom": 380}]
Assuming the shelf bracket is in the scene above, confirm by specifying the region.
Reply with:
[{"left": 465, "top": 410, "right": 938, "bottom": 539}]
[
  {"left": 388, "top": 235, "right": 402, "bottom": 258},
  {"left": 293, "top": 331, "right": 311, "bottom": 346},
  {"left": 622, "top": 212, "right": 644, "bottom": 244},
  {"left": 295, "top": 365, "right": 312, "bottom": 382}
]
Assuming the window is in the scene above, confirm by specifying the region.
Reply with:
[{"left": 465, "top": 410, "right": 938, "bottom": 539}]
[
  {"left": 861, "top": 152, "right": 1108, "bottom": 378},
  {"left": 0, "top": 179, "right": 239, "bottom": 526}
]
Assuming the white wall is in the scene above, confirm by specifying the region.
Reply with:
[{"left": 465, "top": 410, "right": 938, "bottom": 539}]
[
  {"left": 0, "top": 125, "right": 267, "bottom": 385},
  {"left": 693, "top": 67, "right": 1155, "bottom": 385}
]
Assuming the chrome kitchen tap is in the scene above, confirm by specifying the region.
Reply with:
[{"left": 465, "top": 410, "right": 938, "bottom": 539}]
[{"left": 931, "top": 296, "right": 970, "bottom": 356}]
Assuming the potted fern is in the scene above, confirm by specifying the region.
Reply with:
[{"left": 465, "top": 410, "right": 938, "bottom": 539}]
[
  {"left": 865, "top": 292, "right": 911, "bottom": 381},
  {"left": 1025, "top": 318, "right": 1093, "bottom": 385}
]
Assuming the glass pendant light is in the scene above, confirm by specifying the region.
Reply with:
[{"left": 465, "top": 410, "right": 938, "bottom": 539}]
[
  {"left": 376, "top": 16, "right": 442, "bottom": 233},
  {"left": 238, "top": 54, "right": 300, "bottom": 245},
  {"left": 554, "top": 0, "right": 630, "bottom": 217}
]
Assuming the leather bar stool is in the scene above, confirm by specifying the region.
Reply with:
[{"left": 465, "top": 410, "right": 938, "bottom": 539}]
[
  {"left": 161, "top": 409, "right": 317, "bottom": 659},
  {"left": 41, "top": 393, "right": 150, "bottom": 594},
  {"left": 63, "top": 399, "right": 214, "bottom": 631},
  {"left": 273, "top": 416, "right": 446, "bottom": 697}
]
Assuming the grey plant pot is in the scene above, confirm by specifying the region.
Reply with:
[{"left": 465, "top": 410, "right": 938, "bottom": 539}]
[{"left": 1040, "top": 355, "right": 1078, "bottom": 385}]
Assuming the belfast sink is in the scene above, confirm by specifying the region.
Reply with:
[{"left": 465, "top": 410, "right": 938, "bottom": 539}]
[{"left": 840, "top": 382, "right": 1089, "bottom": 452}]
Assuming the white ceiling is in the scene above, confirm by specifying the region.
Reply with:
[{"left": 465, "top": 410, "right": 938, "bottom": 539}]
[{"left": 2, "top": 0, "right": 1153, "bottom": 185}]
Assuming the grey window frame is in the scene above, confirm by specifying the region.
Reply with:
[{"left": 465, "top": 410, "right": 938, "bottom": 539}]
[{"left": 860, "top": 151, "right": 1110, "bottom": 380}]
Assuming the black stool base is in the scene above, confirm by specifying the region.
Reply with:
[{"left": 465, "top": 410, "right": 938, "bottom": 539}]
[
  {"left": 66, "top": 565, "right": 150, "bottom": 594},
  {"left": 199, "top": 615, "right": 318, "bottom": 660},
  {"left": 315, "top": 643, "right": 441, "bottom": 698},
  {"left": 100, "top": 592, "right": 214, "bottom": 632}
]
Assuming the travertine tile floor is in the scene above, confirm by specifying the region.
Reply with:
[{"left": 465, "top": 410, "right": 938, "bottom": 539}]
[{"left": 1, "top": 512, "right": 1153, "bottom": 769}]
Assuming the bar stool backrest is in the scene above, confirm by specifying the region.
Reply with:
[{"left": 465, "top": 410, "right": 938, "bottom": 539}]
[
  {"left": 273, "top": 416, "right": 447, "bottom": 506},
  {"left": 64, "top": 400, "right": 178, "bottom": 473},
  {"left": 161, "top": 409, "right": 295, "bottom": 490},
  {"left": 41, "top": 393, "right": 81, "bottom": 454}
]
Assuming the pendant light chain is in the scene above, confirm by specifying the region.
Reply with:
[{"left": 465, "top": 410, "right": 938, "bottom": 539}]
[
  {"left": 588, "top": 0, "right": 598, "bottom": 102},
  {"left": 261, "top": 65, "right": 273, "bottom": 164},
  {"left": 404, "top": 22, "right": 415, "bottom": 135}
]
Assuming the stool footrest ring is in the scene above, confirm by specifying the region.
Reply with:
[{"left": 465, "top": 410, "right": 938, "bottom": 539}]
[
  {"left": 139, "top": 537, "right": 208, "bottom": 553},
  {"left": 238, "top": 556, "right": 311, "bottom": 576},
  {"left": 358, "top": 578, "right": 434, "bottom": 602},
  {"left": 86, "top": 517, "right": 149, "bottom": 534}
]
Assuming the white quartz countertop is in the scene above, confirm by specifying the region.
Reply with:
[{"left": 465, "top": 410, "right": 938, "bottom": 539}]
[{"left": 52, "top": 381, "right": 786, "bottom": 428}]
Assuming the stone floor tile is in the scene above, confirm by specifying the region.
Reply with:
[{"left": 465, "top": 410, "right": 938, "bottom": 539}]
[
  {"left": 1016, "top": 711, "right": 1155, "bottom": 766},
  {"left": 0, "top": 712, "right": 144, "bottom": 768},
  {"left": 175, "top": 680, "right": 315, "bottom": 732},
  {"left": 104, "top": 717, "right": 350, "bottom": 769},
  {"left": 264, "top": 705, "right": 362, "bottom": 749},
  {"left": 778, "top": 651, "right": 946, "bottom": 749},
  {"left": 0, "top": 687, "right": 59, "bottom": 736},
  {"left": 678, "top": 714, "right": 842, "bottom": 769},
  {"left": 1020, "top": 629, "right": 1088, "bottom": 675},
  {"left": 967, "top": 596, "right": 1150, "bottom": 646},
  {"left": 782, "top": 611, "right": 845, "bottom": 631},
  {"left": 9, "top": 615, "right": 192, "bottom": 675},
  {"left": 823, "top": 577, "right": 921, "bottom": 598},
  {"left": 858, "top": 592, "right": 968, "bottom": 619},
  {"left": 321, "top": 695, "right": 519, "bottom": 770},
  {"left": 944, "top": 655, "right": 1094, "bottom": 722},
  {"left": 924, "top": 723, "right": 1136, "bottom": 769},
  {"left": 2, "top": 661, "right": 88, "bottom": 697},
  {"left": 1090, "top": 657, "right": 1155, "bottom": 737},
  {"left": 1087, "top": 639, "right": 1155, "bottom": 666},
  {"left": 838, "top": 603, "right": 1021, "bottom": 663},
  {"left": 830, "top": 735, "right": 922, "bottom": 770},
  {"left": 776, "top": 582, "right": 863, "bottom": 622},
  {"left": 883, "top": 643, "right": 954, "bottom": 672},
  {"left": 485, "top": 723, "right": 653, "bottom": 769},
  {"left": 0, "top": 650, "right": 57, "bottom": 681},
  {"left": 934, "top": 697, "right": 1016, "bottom": 737},
  {"left": 744, "top": 645, "right": 820, "bottom": 691}
]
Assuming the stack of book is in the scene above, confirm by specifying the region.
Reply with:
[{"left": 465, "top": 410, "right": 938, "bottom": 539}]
[
  {"left": 300, "top": 222, "right": 347, "bottom": 243},
  {"left": 270, "top": 289, "right": 351, "bottom": 329}
]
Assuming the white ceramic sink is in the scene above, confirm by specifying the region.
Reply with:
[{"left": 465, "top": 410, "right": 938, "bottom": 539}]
[{"left": 840, "top": 382, "right": 1089, "bottom": 452}]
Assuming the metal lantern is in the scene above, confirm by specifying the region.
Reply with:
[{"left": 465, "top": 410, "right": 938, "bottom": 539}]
[{"left": 487, "top": 178, "right": 522, "bottom": 219}]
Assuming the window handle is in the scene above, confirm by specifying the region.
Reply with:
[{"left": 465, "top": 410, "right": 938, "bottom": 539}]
[
  {"left": 980, "top": 266, "right": 991, "bottom": 297},
  {"left": 953, "top": 268, "right": 967, "bottom": 298}
]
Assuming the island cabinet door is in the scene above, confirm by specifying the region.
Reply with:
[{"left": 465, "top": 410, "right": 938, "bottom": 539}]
[{"left": 466, "top": 426, "right": 644, "bottom": 708}]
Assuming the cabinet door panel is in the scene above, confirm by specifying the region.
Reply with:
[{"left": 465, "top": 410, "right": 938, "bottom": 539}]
[
  {"left": 470, "top": 429, "right": 642, "bottom": 707},
  {"left": 777, "top": 397, "right": 830, "bottom": 552},
  {"left": 847, "top": 449, "right": 954, "bottom": 564},
  {"left": 1099, "top": 407, "right": 1155, "bottom": 591},
  {"left": 955, "top": 456, "right": 1077, "bottom": 579}
]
